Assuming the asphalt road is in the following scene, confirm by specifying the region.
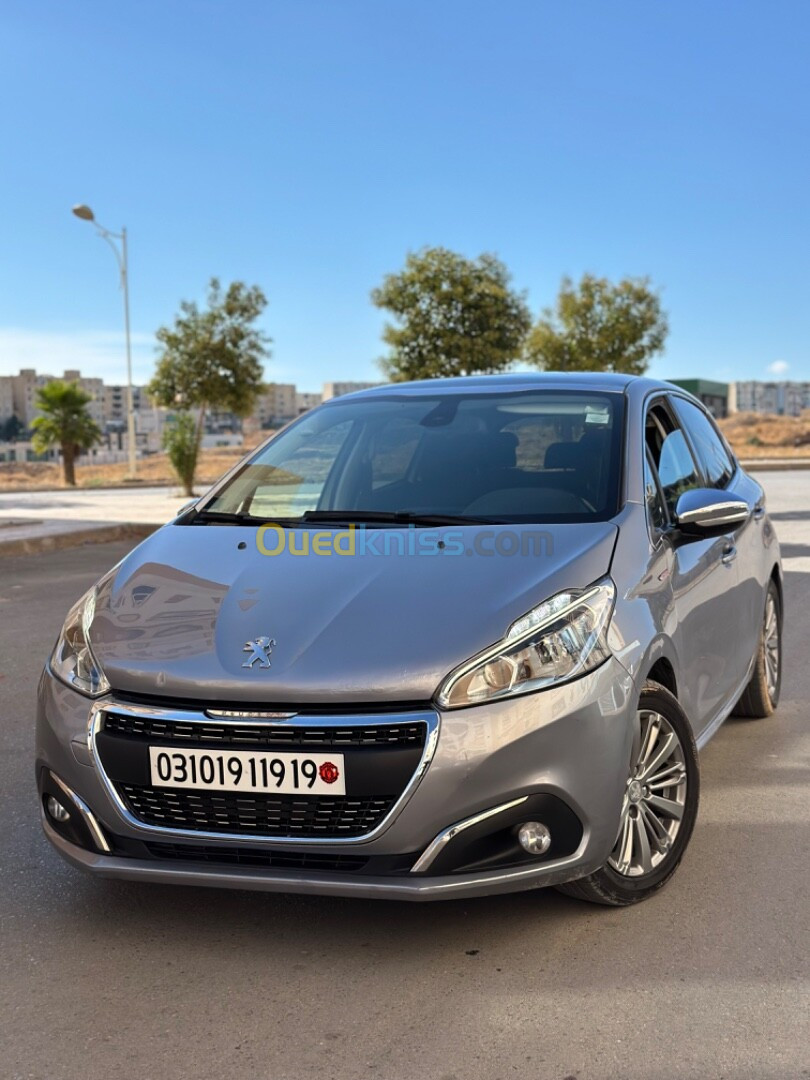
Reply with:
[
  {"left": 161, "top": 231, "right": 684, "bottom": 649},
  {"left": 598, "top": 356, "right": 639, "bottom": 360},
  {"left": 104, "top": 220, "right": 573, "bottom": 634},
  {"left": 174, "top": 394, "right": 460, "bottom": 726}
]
[{"left": 1, "top": 471, "right": 808, "bottom": 1080}]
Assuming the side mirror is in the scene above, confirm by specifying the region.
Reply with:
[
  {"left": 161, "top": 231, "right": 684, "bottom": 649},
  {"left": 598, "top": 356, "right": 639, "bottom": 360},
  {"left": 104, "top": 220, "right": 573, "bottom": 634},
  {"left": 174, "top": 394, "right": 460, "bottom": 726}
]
[{"left": 674, "top": 488, "right": 749, "bottom": 535}]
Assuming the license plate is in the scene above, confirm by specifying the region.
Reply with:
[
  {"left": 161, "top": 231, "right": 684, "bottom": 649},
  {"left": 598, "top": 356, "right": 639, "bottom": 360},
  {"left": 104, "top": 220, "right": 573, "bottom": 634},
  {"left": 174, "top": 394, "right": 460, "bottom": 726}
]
[{"left": 148, "top": 747, "right": 346, "bottom": 796}]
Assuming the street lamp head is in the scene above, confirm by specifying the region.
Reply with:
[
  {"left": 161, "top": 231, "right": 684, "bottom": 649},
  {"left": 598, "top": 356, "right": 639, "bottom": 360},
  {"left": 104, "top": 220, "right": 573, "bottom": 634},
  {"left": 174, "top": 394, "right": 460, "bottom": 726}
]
[{"left": 72, "top": 204, "right": 95, "bottom": 222}]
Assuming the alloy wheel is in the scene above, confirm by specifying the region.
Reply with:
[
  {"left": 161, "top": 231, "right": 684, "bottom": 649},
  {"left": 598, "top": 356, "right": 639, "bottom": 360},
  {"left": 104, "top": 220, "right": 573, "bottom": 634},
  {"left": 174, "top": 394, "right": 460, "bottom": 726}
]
[
  {"left": 608, "top": 710, "right": 688, "bottom": 878},
  {"left": 764, "top": 592, "right": 780, "bottom": 702}
]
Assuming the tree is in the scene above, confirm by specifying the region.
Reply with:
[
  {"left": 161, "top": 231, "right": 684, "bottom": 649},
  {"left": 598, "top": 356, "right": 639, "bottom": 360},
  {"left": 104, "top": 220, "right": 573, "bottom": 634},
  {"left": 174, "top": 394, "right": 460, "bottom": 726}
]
[
  {"left": 371, "top": 247, "right": 531, "bottom": 381},
  {"left": 162, "top": 412, "right": 199, "bottom": 497},
  {"left": 525, "top": 274, "right": 668, "bottom": 375},
  {"left": 148, "top": 278, "right": 270, "bottom": 488},
  {"left": 31, "top": 381, "right": 103, "bottom": 486},
  {"left": 0, "top": 414, "right": 24, "bottom": 442}
]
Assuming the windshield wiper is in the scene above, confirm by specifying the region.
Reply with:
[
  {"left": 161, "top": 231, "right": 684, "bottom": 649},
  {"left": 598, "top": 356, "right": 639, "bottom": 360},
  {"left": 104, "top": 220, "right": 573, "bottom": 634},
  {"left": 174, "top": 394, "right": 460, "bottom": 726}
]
[
  {"left": 299, "top": 510, "right": 501, "bottom": 526},
  {"left": 191, "top": 508, "right": 502, "bottom": 528},
  {"left": 190, "top": 509, "right": 306, "bottom": 527}
]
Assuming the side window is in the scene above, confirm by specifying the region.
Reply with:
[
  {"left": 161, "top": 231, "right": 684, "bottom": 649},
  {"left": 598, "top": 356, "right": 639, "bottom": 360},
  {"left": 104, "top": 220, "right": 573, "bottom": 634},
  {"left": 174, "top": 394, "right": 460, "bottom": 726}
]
[
  {"left": 248, "top": 419, "right": 353, "bottom": 516},
  {"left": 644, "top": 450, "right": 668, "bottom": 535},
  {"left": 646, "top": 402, "right": 701, "bottom": 518},
  {"left": 264, "top": 419, "right": 353, "bottom": 484},
  {"left": 671, "top": 397, "right": 734, "bottom": 488}
]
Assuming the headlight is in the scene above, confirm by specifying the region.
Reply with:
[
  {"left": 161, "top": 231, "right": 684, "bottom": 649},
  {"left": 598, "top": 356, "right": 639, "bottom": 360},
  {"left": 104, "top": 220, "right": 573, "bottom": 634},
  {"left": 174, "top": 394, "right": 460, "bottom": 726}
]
[
  {"left": 436, "top": 578, "right": 615, "bottom": 709},
  {"left": 50, "top": 588, "right": 110, "bottom": 697}
]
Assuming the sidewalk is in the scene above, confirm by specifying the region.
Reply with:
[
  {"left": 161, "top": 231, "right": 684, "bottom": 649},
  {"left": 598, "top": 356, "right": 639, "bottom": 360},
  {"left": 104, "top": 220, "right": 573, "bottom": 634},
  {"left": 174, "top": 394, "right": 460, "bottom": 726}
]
[{"left": 0, "top": 486, "right": 192, "bottom": 555}]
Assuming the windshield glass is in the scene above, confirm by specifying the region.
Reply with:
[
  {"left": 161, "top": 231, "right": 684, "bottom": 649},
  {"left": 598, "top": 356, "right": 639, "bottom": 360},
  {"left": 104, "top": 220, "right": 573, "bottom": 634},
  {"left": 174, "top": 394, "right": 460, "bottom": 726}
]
[{"left": 199, "top": 389, "right": 625, "bottom": 524}]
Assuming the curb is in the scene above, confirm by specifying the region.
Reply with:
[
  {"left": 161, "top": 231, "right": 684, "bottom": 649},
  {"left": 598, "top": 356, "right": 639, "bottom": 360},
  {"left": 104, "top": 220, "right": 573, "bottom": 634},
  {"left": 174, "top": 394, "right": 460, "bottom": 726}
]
[
  {"left": 0, "top": 481, "right": 199, "bottom": 495},
  {"left": 742, "top": 459, "right": 810, "bottom": 472},
  {"left": 0, "top": 523, "right": 157, "bottom": 557}
]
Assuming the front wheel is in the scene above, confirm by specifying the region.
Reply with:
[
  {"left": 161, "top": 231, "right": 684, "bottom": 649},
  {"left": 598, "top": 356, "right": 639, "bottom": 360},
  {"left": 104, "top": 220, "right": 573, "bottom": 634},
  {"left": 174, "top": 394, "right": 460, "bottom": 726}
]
[{"left": 556, "top": 681, "right": 700, "bottom": 906}]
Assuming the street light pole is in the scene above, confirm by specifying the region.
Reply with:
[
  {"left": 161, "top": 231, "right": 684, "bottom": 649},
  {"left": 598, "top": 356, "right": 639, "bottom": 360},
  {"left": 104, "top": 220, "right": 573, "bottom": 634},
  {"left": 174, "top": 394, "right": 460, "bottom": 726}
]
[
  {"left": 119, "top": 226, "right": 137, "bottom": 479},
  {"left": 72, "top": 204, "right": 137, "bottom": 478}
]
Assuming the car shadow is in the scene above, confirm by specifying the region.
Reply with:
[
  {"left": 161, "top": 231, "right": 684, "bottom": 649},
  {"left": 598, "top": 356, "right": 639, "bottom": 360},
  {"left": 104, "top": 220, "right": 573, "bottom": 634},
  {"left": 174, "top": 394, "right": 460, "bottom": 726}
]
[
  {"left": 778, "top": 542, "right": 810, "bottom": 559},
  {"left": 768, "top": 509, "right": 810, "bottom": 521}
]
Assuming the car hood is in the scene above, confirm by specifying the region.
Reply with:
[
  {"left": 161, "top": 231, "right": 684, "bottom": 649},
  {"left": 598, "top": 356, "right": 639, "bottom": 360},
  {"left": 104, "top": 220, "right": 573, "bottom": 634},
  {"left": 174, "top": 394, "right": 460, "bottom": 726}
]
[{"left": 90, "top": 521, "right": 618, "bottom": 705}]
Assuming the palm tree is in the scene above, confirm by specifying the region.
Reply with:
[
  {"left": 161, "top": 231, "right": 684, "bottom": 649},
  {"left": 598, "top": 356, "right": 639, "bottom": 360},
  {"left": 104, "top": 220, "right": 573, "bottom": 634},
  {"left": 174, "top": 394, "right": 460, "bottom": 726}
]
[{"left": 31, "top": 381, "right": 103, "bottom": 486}]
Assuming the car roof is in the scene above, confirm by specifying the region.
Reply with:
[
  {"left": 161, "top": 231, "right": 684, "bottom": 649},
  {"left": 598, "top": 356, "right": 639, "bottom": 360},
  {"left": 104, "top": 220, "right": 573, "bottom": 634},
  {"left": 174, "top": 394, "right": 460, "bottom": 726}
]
[{"left": 331, "top": 372, "right": 675, "bottom": 401}]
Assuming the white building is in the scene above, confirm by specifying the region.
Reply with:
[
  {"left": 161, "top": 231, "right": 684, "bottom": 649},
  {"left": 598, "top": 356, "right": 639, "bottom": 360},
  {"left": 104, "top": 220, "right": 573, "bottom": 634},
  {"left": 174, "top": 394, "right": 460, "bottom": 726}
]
[
  {"left": 295, "top": 390, "right": 322, "bottom": 414},
  {"left": 62, "top": 370, "right": 105, "bottom": 426},
  {"left": 254, "top": 383, "right": 298, "bottom": 427},
  {"left": 0, "top": 376, "right": 14, "bottom": 423},
  {"left": 1, "top": 367, "right": 111, "bottom": 428},
  {"left": 9, "top": 368, "right": 53, "bottom": 426},
  {"left": 134, "top": 404, "right": 172, "bottom": 453},
  {"left": 103, "top": 383, "right": 144, "bottom": 425},
  {"left": 732, "top": 381, "right": 810, "bottom": 417},
  {"left": 322, "top": 381, "right": 383, "bottom": 401}
]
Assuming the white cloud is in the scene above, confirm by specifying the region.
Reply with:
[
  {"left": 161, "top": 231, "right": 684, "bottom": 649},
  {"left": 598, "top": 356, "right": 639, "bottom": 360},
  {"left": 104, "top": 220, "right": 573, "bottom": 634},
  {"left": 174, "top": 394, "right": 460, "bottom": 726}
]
[
  {"left": 767, "top": 359, "right": 789, "bottom": 376},
  {"left": 0, "top": 327, "right": 156, "bottom": 384}
]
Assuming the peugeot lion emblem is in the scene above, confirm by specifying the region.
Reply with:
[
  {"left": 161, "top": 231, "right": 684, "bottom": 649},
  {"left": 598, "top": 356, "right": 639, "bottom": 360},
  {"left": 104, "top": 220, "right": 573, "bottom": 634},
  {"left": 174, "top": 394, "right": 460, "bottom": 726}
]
[{"left": 241, "top": 636, "right": 276, "bottom": 669}]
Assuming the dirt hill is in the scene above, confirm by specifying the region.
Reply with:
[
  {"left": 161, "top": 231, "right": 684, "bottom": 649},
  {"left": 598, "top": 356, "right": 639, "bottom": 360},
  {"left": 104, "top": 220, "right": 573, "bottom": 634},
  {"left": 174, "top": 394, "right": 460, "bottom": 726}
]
[{"left": 718, "top": 410, "right": 810, "bottom": 457}]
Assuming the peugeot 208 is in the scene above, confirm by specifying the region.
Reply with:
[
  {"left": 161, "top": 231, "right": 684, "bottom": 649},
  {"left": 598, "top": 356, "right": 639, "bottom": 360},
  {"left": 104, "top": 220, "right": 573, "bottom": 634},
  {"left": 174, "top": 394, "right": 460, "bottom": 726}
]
[{"left": 37, "top": 374, "right": 782, "bottom": 905}]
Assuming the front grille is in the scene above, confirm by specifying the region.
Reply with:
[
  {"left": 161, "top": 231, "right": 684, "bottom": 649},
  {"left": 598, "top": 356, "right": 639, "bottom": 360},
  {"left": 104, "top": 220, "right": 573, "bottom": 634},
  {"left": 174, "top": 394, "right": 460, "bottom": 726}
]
[
  {"left": 144, "top": 841, "right": 369, "bottom": 872},
  {"left": 104, "top": 711, "right": 426, "bottom": 749},
  {"left": 120, "top": 784, "right": 396, "bottom": 838}
]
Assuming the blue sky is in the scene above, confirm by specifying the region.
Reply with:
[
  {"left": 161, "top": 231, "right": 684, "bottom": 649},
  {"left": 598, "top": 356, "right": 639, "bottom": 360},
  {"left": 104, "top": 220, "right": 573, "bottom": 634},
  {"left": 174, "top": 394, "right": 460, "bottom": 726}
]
[{"left": 1, "top": 0, "right": 808, "bottom": 391}]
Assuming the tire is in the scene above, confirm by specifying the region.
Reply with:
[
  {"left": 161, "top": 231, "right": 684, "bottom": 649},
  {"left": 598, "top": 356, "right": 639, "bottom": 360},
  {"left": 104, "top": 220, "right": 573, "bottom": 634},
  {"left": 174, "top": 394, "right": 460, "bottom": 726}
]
[
  {"left": 556, "top": 681, "right": 700, "bottom": 907},
  {"left": 734, "top": 579, "right": 782, "bottom": 719}
]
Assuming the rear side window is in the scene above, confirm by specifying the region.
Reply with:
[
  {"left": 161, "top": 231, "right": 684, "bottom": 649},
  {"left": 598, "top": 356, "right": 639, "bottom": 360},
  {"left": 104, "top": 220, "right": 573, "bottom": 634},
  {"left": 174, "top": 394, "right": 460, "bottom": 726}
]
[{"left": 671, "top": 397, "right": 734, "bottom": 488}]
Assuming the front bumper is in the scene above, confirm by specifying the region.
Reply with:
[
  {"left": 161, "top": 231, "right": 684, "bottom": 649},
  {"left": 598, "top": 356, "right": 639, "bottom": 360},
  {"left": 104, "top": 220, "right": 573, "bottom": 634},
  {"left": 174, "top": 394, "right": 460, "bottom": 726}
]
[{"left": 36, "top": 657, "right": 636, "bottom": 900}]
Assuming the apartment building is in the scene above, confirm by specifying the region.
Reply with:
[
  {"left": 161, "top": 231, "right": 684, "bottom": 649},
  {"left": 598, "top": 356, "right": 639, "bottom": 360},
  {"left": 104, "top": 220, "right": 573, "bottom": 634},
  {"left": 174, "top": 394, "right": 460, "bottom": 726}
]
[
  {"left": 0, "top": 368, "right": 107, "bottom": 427},
  {"left": 8, "top": 368, "right": 52, "bottom": 426},
  {"left": 731, "top": 381, "right": 810, "bottom": 417},
  {"left": 295, "top": 390, "right": 322, "bottom": 414},
  {"left": 322, "top": 380, "right": 383, "bottom": 401},
  {"left": 0, "top": 376, "right": 14, "bottom": 422},
  {"left": 1, "top": 366, "right": 378, "bottom": 443},
  {"left": 102, "top": 383, "right": 144, "bottom": 425},
  {"left": 62, "top": 370, "right": 105, "bottom": 426},
  {"left": 254, "top": 383, "right": 298, "bottom": 427}
]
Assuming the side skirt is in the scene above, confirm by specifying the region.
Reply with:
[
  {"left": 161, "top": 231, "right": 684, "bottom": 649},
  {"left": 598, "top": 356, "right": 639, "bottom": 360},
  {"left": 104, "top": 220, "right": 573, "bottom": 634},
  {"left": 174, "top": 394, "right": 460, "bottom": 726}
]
[{"left": 695, "top": 654, "right": 757, "bottom": 751}]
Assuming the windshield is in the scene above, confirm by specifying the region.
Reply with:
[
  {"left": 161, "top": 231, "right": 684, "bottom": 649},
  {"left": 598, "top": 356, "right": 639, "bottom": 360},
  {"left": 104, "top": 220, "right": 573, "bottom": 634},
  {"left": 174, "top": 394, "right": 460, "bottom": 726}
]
[{"left": 199, "top": 389, "right": 625, "bottom": 524}]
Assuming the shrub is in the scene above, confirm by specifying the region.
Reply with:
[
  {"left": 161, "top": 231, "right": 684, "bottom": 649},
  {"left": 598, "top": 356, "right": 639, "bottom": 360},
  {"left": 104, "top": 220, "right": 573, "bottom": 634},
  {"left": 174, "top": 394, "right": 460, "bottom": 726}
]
[{"left": 162, "top": 412, "right": 200, "bottom": 496}]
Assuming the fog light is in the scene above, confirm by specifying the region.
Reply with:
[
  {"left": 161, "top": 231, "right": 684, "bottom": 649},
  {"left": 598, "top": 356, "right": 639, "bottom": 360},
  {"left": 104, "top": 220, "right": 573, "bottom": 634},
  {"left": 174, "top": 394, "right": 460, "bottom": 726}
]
[
  {"left": 518, "top": 821, "right": 551, "bottom": 855},
  {"left": 46, "top": 795, "right": 71, "bottom": 823}
]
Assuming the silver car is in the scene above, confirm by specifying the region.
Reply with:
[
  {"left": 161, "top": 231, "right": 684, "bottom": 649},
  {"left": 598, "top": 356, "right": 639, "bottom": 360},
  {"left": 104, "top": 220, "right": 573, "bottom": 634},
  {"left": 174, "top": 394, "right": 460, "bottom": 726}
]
[{"left": 37, "top": 374, "right": 782, "bottom": 905}]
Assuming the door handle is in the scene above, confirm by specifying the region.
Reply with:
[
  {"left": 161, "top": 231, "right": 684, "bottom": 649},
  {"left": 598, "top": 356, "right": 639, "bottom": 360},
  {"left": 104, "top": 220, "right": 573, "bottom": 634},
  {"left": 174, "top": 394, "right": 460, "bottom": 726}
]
[{"left": 721, "top": 544, "right": 737, "bottom": 566}]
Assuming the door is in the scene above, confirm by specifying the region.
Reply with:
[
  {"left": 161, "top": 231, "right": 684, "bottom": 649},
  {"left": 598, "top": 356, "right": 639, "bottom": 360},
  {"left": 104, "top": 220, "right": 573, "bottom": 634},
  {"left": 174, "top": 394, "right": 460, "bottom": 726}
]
[
  {"left": 669, "top": 395, "right": 761, "bottom": 689},
  {"left": 645, "top": 398, "right": 743, "bottom": 736}
]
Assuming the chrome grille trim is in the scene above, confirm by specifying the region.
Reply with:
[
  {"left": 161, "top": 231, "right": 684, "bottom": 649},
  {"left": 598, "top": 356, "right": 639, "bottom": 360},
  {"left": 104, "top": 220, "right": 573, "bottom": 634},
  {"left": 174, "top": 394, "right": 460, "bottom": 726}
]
[
  {"left": 206, "top": 709, "right": 297, "bottom": 719},
  {"left": 102, "top": 711, "right": 426, "bottom": 747},
  {"left": 88, "top": 700, "right": 440, "bottom": 846}
]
